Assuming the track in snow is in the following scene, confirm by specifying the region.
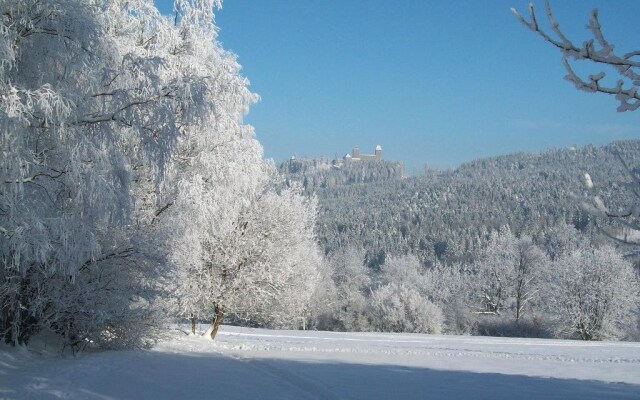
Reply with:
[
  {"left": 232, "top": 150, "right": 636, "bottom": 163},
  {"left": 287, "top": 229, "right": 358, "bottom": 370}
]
[{"left": 2, "top": 325, "right": 640, "bottom": 399}]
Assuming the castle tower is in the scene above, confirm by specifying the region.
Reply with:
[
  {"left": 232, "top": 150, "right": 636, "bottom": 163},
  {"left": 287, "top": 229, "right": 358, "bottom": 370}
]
[
  {"left": 352, "top": 145, "right": 360, "bottom": 159},
  {"left": 375, "top": 145, "right": 382, "bottom": 160}
]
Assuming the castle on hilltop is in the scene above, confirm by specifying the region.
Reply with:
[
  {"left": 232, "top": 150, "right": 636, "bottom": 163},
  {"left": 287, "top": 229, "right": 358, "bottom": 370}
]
[
  {"left": 343, "top": 145, "right": 382, "bottom": 162},
  {"left": 287, "top": 145, "right": 383, "bottom": 171}
]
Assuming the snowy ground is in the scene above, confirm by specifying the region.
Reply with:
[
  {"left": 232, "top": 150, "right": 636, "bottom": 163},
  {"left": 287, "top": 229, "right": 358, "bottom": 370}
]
[{"left": 2, "top": 326, "right": 640, "bottom": 399}]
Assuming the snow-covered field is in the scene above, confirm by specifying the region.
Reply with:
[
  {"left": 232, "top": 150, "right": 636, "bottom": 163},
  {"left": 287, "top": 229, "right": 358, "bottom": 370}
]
[{"left": 2, "top": 325, "right": 640, "bottom": 399}]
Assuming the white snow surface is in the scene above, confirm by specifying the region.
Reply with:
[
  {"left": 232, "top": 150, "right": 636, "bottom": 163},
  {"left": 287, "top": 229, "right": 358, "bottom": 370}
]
[{"left": 2, "top": 325, "right": 640, "bottom": 399}]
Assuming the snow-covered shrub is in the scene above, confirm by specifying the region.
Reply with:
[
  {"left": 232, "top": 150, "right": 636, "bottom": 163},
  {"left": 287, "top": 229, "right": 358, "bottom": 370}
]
[
  {"left": 547, "top": 246, "right": 640, "bottom": 340},
  {"left": 369, "top": 283, "right": 443, "bottom": 334},
  {"left": 307, "top": 260, "right": 339, "bottom": 331},
  {"left": 473, "top": 314, "right": 553, "bottom": 338}
]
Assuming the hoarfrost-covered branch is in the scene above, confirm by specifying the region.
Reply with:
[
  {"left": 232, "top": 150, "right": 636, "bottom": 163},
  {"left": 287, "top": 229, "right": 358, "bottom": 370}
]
[
  {"left": 582, "top": 152, "right": 640, "bottom": 254},
  {"left": 512, "top": 1, "right": 640, "bottom": 111}
]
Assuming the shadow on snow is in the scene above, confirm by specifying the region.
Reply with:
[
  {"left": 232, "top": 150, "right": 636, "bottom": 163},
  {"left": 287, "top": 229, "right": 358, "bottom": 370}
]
[{"left": 3, "top": 349, "right": 639, "bottom": 400}]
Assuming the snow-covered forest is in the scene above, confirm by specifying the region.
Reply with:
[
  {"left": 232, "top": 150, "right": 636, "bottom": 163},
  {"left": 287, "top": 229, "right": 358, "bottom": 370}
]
[
  {"left": 284, "top": 141, "right": 640, "bottom": 267},
  {"left": 1, "top": 0, "right": 640, "bottom": 398}
]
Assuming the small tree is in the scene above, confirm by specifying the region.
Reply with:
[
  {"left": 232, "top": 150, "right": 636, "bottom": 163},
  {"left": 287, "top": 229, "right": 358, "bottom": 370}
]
[
  {"left": 470, "top": 228, "right": 548, "bottom": 322},
  {"left": 329, "top": 247, "right": 372, "bottom": 332},
  {"left": 369, "top": 283, "right": 443, "bottom": 334},
  {"left": 369, "top": 255, "right": 443, "bottom": 334},
  {"left": 549, "top": 245, "right": 639, "bottom": 340},
  {"left": 513, "top": 237, "right": 549, "bottom": 321},
  {"left": 173, "top": 183, "right": 322, "bottom": 340},
  {"left": 423, "top": 261, "right": 471, "bottom": 334}
]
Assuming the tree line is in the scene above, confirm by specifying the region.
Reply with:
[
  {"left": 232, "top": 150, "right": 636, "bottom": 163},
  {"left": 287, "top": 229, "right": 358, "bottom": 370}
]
[{"left": 308, "top": 225, "right": 639, "bottom": 341}]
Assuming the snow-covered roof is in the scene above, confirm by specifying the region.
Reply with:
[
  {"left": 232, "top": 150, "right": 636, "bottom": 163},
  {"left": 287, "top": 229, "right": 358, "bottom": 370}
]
[
  {"left": 375, "top": 145, "right": 382, "bottom": 151},
  {"left": 345, "top": 154, "right": 352, "bottom": 158}
]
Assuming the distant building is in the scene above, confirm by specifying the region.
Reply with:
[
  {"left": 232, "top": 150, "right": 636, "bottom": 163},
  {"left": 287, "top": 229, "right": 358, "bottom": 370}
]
[{"left": 344, "top": 145, "right": 382, "bottom": 161}]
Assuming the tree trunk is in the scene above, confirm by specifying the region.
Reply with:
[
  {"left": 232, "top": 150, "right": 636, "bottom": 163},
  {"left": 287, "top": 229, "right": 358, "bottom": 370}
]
[
  {"left": 190, "top": 315, "right": 196, "bottom": 335},
  {"left": 209, "top": 304, "right": 225, "bottom": 340}
]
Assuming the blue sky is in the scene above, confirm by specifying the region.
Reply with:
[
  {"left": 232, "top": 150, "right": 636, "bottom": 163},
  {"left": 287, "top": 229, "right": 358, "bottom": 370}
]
[{"left": 155, "top": 1, "right": 640, "bottom": 172}]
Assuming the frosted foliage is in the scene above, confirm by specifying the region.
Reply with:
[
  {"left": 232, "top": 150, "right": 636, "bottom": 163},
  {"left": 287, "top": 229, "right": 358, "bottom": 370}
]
[
  {"left": 378, "top": 254, "right": 424, "bottom": 288},
  {"left": 0, "top": 0, "right": 260, "bottom": 347},
  {"left": 549, "top": 246, "right": 640, "bottom": 340},
  {"left": 423, "top": 262, "right": 464, "bottom": 307},
  {"left": 368, "top": 255, "right": 445, "bottom": 334},
  {"left": 306, "top": 259, "right": 338, "bottom": 330},
  {"left": 471, "top": 229, "right": 519, "bottom": 315},
  {"left": 369, "top": 283, "right": 443, "bottom": 334},
  {"left": 471, "top": 228, "right": 549, "bottom": 321},
  {"left": 544, "top": 223, "right": 587, "bottom": 261},
  {"left": 514, "top": 2, "right": 640, "bottom": 112},
  {"left": 170, "top": 182, "right": 323, "bottom": 333},
  {"left": 230, "top": 187, "right": 322, "bottom": 329},
  {"left": 0, "top": 0, "right": 158, "bottom": 347},
  {"left": 329, "top": 248, "right": 372, "bottom": 332},
  {"left": 422, "top": 262, "right": 471, "bottom": 333}
]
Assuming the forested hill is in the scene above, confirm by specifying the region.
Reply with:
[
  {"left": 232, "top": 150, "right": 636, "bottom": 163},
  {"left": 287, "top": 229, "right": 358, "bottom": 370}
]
[
  {"left": 281, "top": 140, "right": 640, "bottom": 268},
  {"left": 278, "top": 158, "right": 405, "bottom": 192}
]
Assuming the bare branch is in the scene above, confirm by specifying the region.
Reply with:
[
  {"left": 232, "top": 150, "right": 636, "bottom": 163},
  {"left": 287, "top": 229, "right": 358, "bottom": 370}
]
[
  {"left": 4, "top": 169, "right": 67, "bottom": 184},
  {"left": 150, "top": 202, "right": 174, "bottom": 225}
]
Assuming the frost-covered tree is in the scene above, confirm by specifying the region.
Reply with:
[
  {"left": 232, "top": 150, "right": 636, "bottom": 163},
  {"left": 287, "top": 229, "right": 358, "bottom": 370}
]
[
  {"left": 543, "top": 223, "right": 588, "bottom": 261},
  {"left": 423, "top": 262, "right": 470, "bottom": 333},
  {"left": 172, "top": 182, "right": 323, "bottom": 340},
  {"left": 0, "top": 0, "right": 202, "bottom": 347},
  {"left": 549, "top": 246, "right": 639, "bottom": 340},
  {"left": 470, "top": 228, "right": 548, "bottom": 322},
  {"left": 105, "top": 0, "right": 324, "bottom": 341},
  {"left": 512, "top": 237, "right": 548, "bottom": 321},
  {"left": 470, "top": 229, "right": 517, "bottom": 316},
  {"left": 376, "top": 254, "right": 425, "bottom": 288},
  {"left": 369, "top": 255, "right": 443, "bottom": 334},
  {"left": 369, "top": 283, "right": 443, "bottom": 334},
  {"left": 114, "top": 0, "right": 278, "bottom": 340},
  {"left": 225, "top": 186, "right": 323, "bottom": 333},
  {"left": 329, "top": 248, "right": 372, "bottom": 332},
  {"left": 306, "top": 258, "right": 338, "bottom": 331}
]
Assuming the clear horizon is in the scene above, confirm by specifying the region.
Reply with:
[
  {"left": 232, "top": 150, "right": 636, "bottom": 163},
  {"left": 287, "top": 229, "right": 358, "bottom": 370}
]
[{"left": 155, "top": 1, "right": 640, "bottom": 172}]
